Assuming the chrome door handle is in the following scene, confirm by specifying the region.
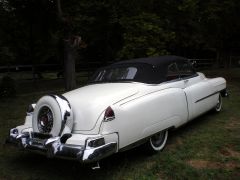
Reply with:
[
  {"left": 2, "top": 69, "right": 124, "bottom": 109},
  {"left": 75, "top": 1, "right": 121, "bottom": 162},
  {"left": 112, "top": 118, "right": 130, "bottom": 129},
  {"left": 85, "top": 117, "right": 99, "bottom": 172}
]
[{"left": 184, "top": 79, "right": 189, "bottom": 83}]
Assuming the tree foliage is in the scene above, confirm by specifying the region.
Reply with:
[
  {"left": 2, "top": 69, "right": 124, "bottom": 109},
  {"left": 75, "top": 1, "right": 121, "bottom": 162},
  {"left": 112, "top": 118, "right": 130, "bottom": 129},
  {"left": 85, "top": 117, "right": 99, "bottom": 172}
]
[
  {"left": 118, "top": 13, "right": 175, "bottom": 59},
  {"left": 0, "top": 0, "right": 240, "bottom": 68}
]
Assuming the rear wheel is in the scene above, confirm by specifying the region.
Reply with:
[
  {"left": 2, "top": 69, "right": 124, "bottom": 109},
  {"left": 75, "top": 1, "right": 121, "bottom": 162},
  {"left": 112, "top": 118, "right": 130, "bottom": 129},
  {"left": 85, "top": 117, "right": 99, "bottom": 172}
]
[{"left": 145, "top": 130, "right": 168, "bottom": 153}]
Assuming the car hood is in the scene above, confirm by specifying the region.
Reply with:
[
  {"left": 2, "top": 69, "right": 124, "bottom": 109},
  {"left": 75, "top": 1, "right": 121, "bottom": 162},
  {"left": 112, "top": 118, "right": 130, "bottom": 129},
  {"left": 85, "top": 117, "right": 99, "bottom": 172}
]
[{"left": 63, "top": 83, "right": 141, "bottom": 131}]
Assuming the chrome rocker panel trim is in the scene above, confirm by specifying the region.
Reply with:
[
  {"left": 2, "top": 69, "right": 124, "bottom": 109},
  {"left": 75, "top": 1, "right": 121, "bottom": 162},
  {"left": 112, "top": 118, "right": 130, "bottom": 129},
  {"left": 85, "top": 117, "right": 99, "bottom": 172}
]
[{"left": 7, "top": 129, "right": 117, "bottom": 163}]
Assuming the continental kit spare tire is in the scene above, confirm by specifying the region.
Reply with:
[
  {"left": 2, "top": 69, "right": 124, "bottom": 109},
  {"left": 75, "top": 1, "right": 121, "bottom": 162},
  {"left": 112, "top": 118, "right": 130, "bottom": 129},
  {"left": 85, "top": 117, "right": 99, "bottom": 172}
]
[{"left": 32, "top": 95, "right": 73, "bottom": 136}]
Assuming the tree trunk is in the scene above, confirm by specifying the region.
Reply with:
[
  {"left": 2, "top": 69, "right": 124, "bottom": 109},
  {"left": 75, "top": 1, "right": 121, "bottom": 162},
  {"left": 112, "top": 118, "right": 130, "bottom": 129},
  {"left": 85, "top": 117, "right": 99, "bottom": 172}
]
[
  {"left": 56, "top": 0, "right": 76, "bottom": 91},
  {"left": 216, "top": 50, "right": 220, "bottom": 68},
  {"left": 29, "top": 0, "right": 36, "bottom": 82},
  {"left": 64, "top": 41, "right": 76, "bottom": 90}
]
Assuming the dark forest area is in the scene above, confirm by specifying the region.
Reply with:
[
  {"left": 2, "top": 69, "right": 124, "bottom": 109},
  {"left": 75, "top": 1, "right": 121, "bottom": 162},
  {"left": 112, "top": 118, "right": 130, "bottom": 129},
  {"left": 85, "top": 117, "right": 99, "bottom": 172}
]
[{"left": 0, "top": 0, "right": 240, "bottom": 90}]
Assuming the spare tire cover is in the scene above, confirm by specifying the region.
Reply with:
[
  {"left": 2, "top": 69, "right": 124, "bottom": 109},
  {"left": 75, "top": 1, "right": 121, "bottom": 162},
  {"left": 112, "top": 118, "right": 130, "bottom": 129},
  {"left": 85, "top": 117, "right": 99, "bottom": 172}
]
[{"left": 32, "top": 95, "right": 73, "bottom": 136}]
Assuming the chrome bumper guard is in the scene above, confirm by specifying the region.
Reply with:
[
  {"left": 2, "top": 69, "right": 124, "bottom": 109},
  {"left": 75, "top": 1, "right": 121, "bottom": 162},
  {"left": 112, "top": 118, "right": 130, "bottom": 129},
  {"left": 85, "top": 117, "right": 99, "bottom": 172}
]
[{"left": 6, "top": 129, "right": 117, "bottom": 163}]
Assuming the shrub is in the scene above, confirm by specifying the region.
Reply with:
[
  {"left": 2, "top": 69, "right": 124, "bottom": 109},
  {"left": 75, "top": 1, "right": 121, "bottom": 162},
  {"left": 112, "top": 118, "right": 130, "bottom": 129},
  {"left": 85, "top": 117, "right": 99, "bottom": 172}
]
[{"left": 0, "top": 76, "right": 16, "bottom": 98}]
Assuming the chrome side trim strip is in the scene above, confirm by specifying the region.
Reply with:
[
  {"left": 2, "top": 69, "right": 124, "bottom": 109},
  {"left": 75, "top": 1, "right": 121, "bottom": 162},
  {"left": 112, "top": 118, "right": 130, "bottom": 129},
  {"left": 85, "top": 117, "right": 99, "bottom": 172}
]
[
  {"left": 195, "top": 88, "right": 228, "bottom": 103},
  {"left": 195, "top": 91, "right": 219, "bottom": 103}
]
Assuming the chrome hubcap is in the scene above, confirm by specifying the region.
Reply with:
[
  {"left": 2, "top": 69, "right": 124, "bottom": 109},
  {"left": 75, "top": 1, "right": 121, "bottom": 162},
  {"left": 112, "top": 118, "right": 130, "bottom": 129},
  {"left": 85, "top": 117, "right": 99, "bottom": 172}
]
[{"left": 37, "top": 106, "right": 53, "bottom": 133}]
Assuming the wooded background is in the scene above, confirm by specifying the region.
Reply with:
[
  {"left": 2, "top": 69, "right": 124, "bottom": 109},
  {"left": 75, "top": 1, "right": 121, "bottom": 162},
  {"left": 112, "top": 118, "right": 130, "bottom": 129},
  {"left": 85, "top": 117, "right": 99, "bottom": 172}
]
[{"left": 0, "top": 0, "right": 240, "bottom": 90}]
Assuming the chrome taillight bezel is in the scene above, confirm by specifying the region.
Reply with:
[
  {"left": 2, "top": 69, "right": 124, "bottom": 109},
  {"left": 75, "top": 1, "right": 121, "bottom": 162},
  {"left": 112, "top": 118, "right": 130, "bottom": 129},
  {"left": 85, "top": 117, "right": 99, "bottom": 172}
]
[{"left": 103, "top": 106, "right": 115, "bottom": 122}]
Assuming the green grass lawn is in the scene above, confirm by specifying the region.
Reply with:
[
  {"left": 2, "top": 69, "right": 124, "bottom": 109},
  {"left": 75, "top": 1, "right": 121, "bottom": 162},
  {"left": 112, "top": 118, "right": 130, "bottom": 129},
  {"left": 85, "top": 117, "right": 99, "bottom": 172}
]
[{"left": 0, "top": 69, "right": 239, "bottom": 180}]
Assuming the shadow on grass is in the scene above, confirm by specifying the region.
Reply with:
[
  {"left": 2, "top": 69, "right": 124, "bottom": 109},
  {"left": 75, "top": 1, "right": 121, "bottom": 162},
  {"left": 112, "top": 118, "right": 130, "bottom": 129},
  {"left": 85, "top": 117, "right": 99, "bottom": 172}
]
[{"left": 2, "top": 134, "right": 158, "bottom": 179}]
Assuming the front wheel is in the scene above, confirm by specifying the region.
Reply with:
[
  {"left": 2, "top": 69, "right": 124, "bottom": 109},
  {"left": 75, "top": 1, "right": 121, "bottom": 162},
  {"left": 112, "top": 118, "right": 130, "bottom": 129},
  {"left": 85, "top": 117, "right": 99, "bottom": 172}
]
[
  {"left": 215, "top": 94, "right": 222, "bottom": 112},
  {"left": 144, "top": 130, "right": 168, "bottom": 154}
]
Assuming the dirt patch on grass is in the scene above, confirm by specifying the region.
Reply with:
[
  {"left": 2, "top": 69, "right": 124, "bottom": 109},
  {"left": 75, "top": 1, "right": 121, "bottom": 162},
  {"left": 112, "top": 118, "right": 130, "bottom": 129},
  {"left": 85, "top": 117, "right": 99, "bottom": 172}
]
[
  {"left": 187, "top": 160, "right": 239, "bottom": 170},
  {"left": 188, "top": 160, "right": 221, "bottom": 169},
  {"left": 219, "top": 146, "right": 240, "bottom": 158},
  {"left": 226, "top": 117, "right": 240, "bottom": 129}
]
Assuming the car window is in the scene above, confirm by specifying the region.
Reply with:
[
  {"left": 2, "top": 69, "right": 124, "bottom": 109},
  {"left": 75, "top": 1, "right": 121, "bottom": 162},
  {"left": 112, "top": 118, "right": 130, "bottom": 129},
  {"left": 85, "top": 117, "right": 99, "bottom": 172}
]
[
  {"left": 177, "top": 61, "right": 196, "bottom": 78},
  {"left": 166, "top": 63, "right": 180, "bottom": 81},
  {"left": 92, "top": 67, "right": 138, "bottom": 82}
]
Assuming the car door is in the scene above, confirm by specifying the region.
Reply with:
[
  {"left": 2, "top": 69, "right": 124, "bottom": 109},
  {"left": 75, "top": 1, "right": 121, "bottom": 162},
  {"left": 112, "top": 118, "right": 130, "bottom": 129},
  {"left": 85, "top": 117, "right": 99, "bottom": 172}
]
[
  {"left": 177, "top": 61, "right": 215, "bottom": 120},
  {"left": 111, "top": 62, "right": 189, "bottom": 149}
]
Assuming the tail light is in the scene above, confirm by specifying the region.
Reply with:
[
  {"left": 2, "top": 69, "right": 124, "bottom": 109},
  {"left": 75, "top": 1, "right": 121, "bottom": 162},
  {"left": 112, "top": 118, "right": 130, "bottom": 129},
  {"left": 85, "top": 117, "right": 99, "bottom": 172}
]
[{"left": 104, "top": 106, "right": 115, "bottom": 122}]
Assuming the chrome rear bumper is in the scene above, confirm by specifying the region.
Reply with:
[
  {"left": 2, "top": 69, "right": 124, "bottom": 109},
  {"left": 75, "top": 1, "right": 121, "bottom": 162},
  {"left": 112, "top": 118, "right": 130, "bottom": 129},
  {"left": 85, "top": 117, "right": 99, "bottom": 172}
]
[{"left": 6, "top": 129, "right": 117, "bottom": 163}]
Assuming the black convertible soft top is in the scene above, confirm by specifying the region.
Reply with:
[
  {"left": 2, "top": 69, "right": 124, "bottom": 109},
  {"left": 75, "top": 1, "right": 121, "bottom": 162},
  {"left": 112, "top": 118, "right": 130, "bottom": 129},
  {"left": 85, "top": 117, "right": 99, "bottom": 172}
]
[
  {"left": 90, "top": 56, "right": 191, "bottom": 84},
  {"left": 113, "top": 55, "right": 187, "bottom": 67}
]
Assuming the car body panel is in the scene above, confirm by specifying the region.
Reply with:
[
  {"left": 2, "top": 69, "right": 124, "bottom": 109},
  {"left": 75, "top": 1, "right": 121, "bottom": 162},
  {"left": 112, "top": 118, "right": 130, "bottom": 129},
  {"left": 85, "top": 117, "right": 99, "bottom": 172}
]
[
  {"left": 63, "top": 83, "right": 141, "bottom": 131},
  {"left": 184, "top": 76, "right": 215, "bottom": 119},
  {"left": 101, "top": 86, "right": 188, "bottom": 148}
]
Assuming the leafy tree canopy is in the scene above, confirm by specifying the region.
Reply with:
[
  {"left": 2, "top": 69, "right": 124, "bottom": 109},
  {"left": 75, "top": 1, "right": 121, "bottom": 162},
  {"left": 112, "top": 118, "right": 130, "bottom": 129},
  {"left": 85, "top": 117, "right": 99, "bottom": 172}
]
[{"left": 0, "top": 0, "right": 240, "bottom": 66}]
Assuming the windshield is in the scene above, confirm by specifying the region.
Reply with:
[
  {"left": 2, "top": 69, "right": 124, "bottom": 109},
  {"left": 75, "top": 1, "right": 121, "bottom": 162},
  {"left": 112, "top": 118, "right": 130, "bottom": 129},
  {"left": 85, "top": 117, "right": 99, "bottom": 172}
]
[{"left": 91, "top": 67, "right": 138, "bottom": 82}]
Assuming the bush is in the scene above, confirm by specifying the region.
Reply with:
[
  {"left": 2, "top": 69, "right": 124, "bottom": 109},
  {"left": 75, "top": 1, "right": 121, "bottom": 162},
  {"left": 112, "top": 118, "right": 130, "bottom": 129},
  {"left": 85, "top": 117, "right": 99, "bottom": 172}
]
[{"left": 0, "top": 76, "right": 16, "bottom": 98}]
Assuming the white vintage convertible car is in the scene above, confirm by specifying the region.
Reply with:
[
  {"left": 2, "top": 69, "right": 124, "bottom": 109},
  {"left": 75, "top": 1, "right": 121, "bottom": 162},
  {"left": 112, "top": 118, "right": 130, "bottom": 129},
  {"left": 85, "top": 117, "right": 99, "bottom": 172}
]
[{"left": 7, "top": 56, "right": 228, "bottom": 163}]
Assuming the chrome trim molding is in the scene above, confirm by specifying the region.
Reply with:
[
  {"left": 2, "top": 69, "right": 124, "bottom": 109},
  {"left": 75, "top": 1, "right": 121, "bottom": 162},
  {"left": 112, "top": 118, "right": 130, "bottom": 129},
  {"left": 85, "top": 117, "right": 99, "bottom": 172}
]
[
  {"left": 83, "top": 142, "right": 117, "bottom": 162},
  {"left": 6, "top": 129, "right": 117, "bottom": 163},
  {"left": 103, "top": 116, "right": 115, "bottom": 122},
  {"left": 195, "top": 91, "right": 219, "bottom": 103},
  {"left": 195, "top": 88, "right": 229, "bottom": 103}
]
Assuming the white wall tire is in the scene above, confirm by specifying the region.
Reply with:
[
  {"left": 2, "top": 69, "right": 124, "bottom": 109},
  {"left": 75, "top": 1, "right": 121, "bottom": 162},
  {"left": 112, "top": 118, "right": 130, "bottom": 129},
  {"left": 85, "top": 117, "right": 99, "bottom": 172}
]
[
  {"left": 32, "top": 95, "right": 73, "bottom": 136},
  {"left": 215, "top": 94, "right": 222, "bottom": 112},
  {"left": 144, "top": 130, "right": 168, "bottom": 153}
]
